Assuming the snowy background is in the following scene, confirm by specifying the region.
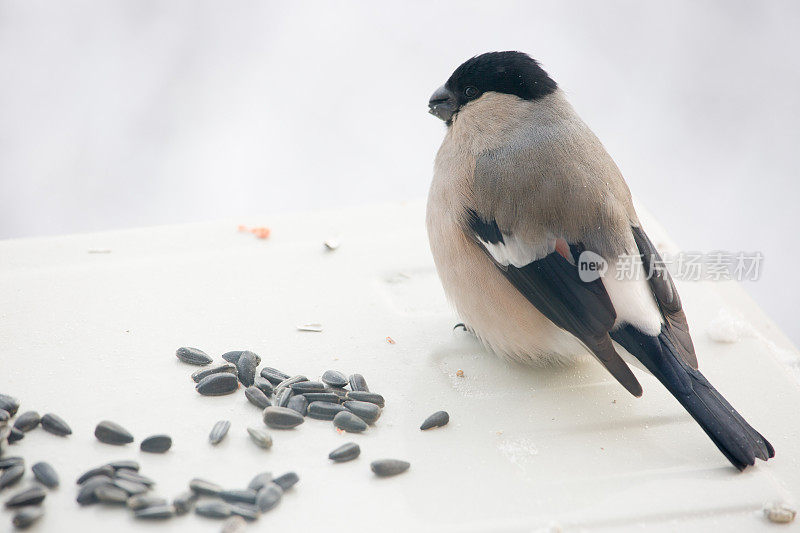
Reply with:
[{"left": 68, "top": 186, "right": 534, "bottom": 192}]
[{"left": 0, "top": 1, "right": 798, "bottom": 345}]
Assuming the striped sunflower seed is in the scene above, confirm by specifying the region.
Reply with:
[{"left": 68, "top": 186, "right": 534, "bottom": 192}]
[
  {"left": 175, "top": 347, "right": 213, "bottom": 366},
  {"left": 328, "top": 442, "right": 360, "bottom": 462},
  {"left": 140, "top": 434, "right": 172, "bottom": 453},
  {"left": 221, "top": 350, "right": 244, "bottom": 364},
  {"left": 371, "top": 459, "right": 410, "bottom": 477},
  {"left": 0, "top": 464, "right": 24, "bottom": 490},
  {"left": 255, "top": 483, "right": 283, "bottom": 512},
  {"left": 209, "top": 420, "right": 231, "bottom": 445},
  {"left": 95, "top": 485, "right": 129, "bottom": 504},
  {"left": 0, "top": 394, "right": 20, "bottom": 417},
  {"left": 348, "top": 374, "right": 369, "bottom": 392},
  {"left": 333, "top": 411, "right": 367, "bottom": 433},
  {"left": 287, "top": 395, "right": 308, "bottom": 416},
  {"left": 253, "top": 377, "right": 274, "bottom": 396},
  {"left": 191, "top": 362, "right": 237, "bottom": 383},
  {"left": 77, "top": 465, "right": 114, "bottom": 484},
  {"left": 12, "top": 507, "right": 44, "bottom": 528},
  {"left": 196, "top": 501, "right": 232, "bottom": 519},
  {"left": 274, "top": 387, "right": 293, "bottom": 407},
  {"left": 190, "top": 478, "right": 222, "bottom": 497},
  {"left": 290, "top": 381, "right": 326, "bottom": 394},
  {"left": 5, "top": 485, "right": 46, "bottom": 507},
  {"left": 0, "top": 457, "right": 23, "bottom": 470},
  {"left": 260, "top": 367, "right": 290, "bottom": 386},
  {"left": 94, "top": 420, "right": 134, "bottom": 445},
  {"left": 345, "top": 391, "right": 385, "bottom": 408},
  {"left": 245, "top": 387, "right": 271, "bottom": 409},
  {"left": 31, "top": 462, "right": 59, "bottom": 488},
  {"left": 128, "top": 495, "right": 167, "bottom": 511},
  {"left": 13, "top": 411, "right": 40, "bottom": 432},
  {"left": 301, "top": 392, "right": 341, "bottom": 404},
  {"left": 307, "top": 401, "right": 346, "bottom": 421},
  {"left": 196, "top": 373, "right": 239, "bottom": 396},
  {"left": 321, "top": 370, "right": 348, "bottom": 388},
  {"left": 344, "top": 400, "right": 382, "bottom": 425},
  {"left": 116, "top": 469, "right": 154, "bottom": 486},
  {"left": 134, "top": 505, "right": 174, "bottom": 519},
  {"left": 272, "top": 472, "right": 299, "bottom": 491},
  {"left": 76, "top": 476, "right": 113, "bottom": 505},
  {"left": 276, "top": 375, "right": 308, "bottom": 390},
  {"left": 219, "top": 489, "right": 257, "bottom": 505},
  {"left": 262, "top": 407, "right": 304, "bottom": 429},
  {"left": 107, "top": 460, "right": 140, "bottom": 472},
  {"left": 113, "top": 478, "right": 149, "bottom": 495},
  {"left": 40, "top": 413, "right": 72, "bottom": 436},
  {"left": 247, "top": 427, "right": 273, "bottom": 449},
  {"left": 247, "top": 472, "right": 272, "bottom": 492},
  {"left": 235, "top": 351, "right": 259, "bottom": 387},
  {"left": 420, "top": 410, "right": 449, "bottom": 430}
]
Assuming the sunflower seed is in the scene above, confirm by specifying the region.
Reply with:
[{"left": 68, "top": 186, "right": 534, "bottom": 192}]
[
  {"left": 220, "top": 489, "right": 257, "bottom": 505},
  {"left": 260, "top": 367, "right": 290, "bottom": 386},
  {"left": 230, "top": 503, "right": 260, "bottom": 521},
  {"left": 321, "top": 370, "right": 348, "bottom": 387},
  {"left": 333, "top": 411, "right": 367, "bottom": 433},
  {"left": 329, "top": 442, "right": 360, "bottom": 462},
  {"left": 196, "top": 501, "right": 232, "bottom": 518},
  {"left": 94, "top": 420, "right": 134, "bottom": 444},
  {"left": 0, "top": 465, "right": 24, "bottom": 490},
  {"left": 272, "top": 472, "right": 299, "bottom": 491},
  {"left": 344, "top": 400, "right": 382, "bottom": 425},
  {"left": 287, "top": 395, "right": 308, "bottom": 416},
  {"left": 135, "top": 505, "right": 174, "bottom": 519},
  {"left": 13, "top": 411, "right": 40, "bottom": 432},
  {"left": 276, "top": 375, "right": 308, "bottom": 390},
  {"left": 209, "top": 420, "right": 231, "bottom": 445},
  {"left": 196, "top": 373, "right": 239, "bottom": 396},
  {"left": 247, "top": 427, "right": 273, "bottom": 449},
  {"left": 0, "top": 457, "right": 23, "bottom": 470},
  {"left": 191, "top": 363, "right": 238, "bottom": 383},
  {"left": 141, "top": 434, "right": 172, "bottom": 453},
  {"left": 274, "top": 387, "right": 293, "bottom": 407},
  {"left": 76, "top": 476, "right": 113, "bottom": 505},
  {"left": 77, "top": 465, "right": 114, "bottom": 484},
  {"left": 12, "top": 507, "right": 44, "bottom": 528},
  {"left": 113, "top": 478, "right": 149, "bottom": 495},
  {"left": 247, "top": 472, "right": 272, "bottom": 492},
  {"left": 245, "top": 387, "right": 271, "bottom": 409},
  {"left": 190, "top": 478, "right": 222, "bottom": 497},
  {"left": 253, "top": 377, "right": 274, "bottom": 396},
  {"left": 221, "top": 350, "right": 244, "bottom": 364},
  {"left": 176, "top": 347, "right": 213, "bottom": 366},
  {"left": 116, "top": 469, "right": 155, "bottom": 486},
  {"left": 128, "top": 495, "right": 167, "bottom": 511},
  {"left": 40, "top": 413, "right": 72, "bottom": 436},
  {"left": 307, "top": 401, "right": 346, "bottom": 420},
  {"left": 371, "top": 459, "right": 410, "bottom": 477},
  {"left": 255, "top": 483, "right": 283, "bottom": 512},
  {"left": 7, "top": 427, "right": 24, "bottom": 443},
  {"left": 235, "top": 351, "right": 259, "bottom": 387},
  {"left": 420, "top": 410, "right": 449, "bottom": 430},
  {"left": 0, "top": 394, "right": 20, "bottom": 417},
  {"left": 172, "top": 491, "right": 197, "bottom": 515},
  {"left": 107, "top": 460, "right": 140, "bottom": 472},
  {"left": 31, "top": 462, "right": 59, "bottom": 488},
  {"left": 302, "top": 392, "right": 341, "bottom": 404},
  {"left": 222, "top": 516, "right": 248, "bottom": 533},
  {"left": 263, "top": 406, "right": 304, "bottom": 429},
  {"left": 95, "top": 485, "right": 129, "bottom": 504},
  {"left": 5, "top": 485, "right": 46, "bottom": 507},
  {"left": 345, "top": 391, "right": 385, "bottom": 407},
  {"left": 290, "top": 381, "right": 326, "bottom": 394},
  {"left": 0, "top": 409, "right": 9, "bottom": 424},
  {"left": 348, "top": 374, "right": 369, "bottom": 392}
]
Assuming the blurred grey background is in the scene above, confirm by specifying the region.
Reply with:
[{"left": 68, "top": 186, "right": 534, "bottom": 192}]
[{"left": 0, "top": 1, "right": 798, "bottom": 345}]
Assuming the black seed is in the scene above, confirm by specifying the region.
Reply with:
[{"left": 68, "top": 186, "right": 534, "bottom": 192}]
[
  {"left": 0, "top": 409, "right": 9, "bottom": 424},
  {"left": 77, "top": 465, "right": 114, "bottom": 484},
  {"left": 196, "top": 501, "right": 232, "bottom": 518},
  {"left": 12, "top": 507, "right": 44, "bottom": 529},
  {"left": 222, "top": 516, "right": 248, "bottom": 533},
  {"left": 348, "top": 374, "right": 369, "bottom": 392},
  {"left": 5, "top": 485, "right": 46, "bottom": 507},
  {"left": 190, "top": 478, "right": 222, "bottom": 497},
  {"left": 172, "top": 491, "right": 197, "bottom": 515},
  {"left": 276, "top": 375, "right": 308, "bottom": 390},
  {"left": 260, "top": 367, "right": 290, "bottom": 386},
  {"left": 322, "top": 370, "right": 348, "bottom": 388},
  {"left": 329, "top": 442, "right": 360, "bottom": 462},
  {"left": 345, "top": 391, "right": 385, "bottom": 408},
  {"left": 327, "top": 387, "right": 349, "bottom": 398},
  {"left": 141, "top": 434, "right": 172, "bottom": 453},
  {"left": 0, "top": 457, "right": 23, "bottom": 470},
  {"left": 272, "top": 472, "right": 299, "bottom": 491},
  {"left": 116, "top": 469, "right": 155, "bottom": 486},
  {"left": 274, "top": 387, "right": 293, "bottom": 407},
  {"left": 0, "top": 464, "right": 24, "bottom": 489},
  {"left": 31, "top": 462, "right": 59, "bottom": 488},
  {"left": 40, "top": 413, "right": 72, "bottom": 436},
  {"left": 107, "top": 460, "right": 140, "bottom": 472},
  {"left": 135, "top": 505, "right": 174, "bottom": 519},
  {"left": 209, "top": 420, "right": 231, "bottom": 445},
  {"left": 95, "top": 485, "right": 129, "bottom": 504},
  {"left": 290, "top": 381, "right": 325, "bottom": 394},
  {"left": 333, "top": 411, "right": 368, "bottom": 433},
  {"left": 287, "top": 395, "right": 308, "bottom": 416},
  {"left": 301, "top": 392, "right": 340, "bottom": 404},
  {"left": 344, "top": 400, "right": 382, "bottom": 425},
  {"left": 253, "top": 377, "right": 274, "bottom": 396},
  {"left": 371, "top": 459, "right": 410, "bottom": 477},
  {"left": 255, "top": 483, "right": 282, "bottom": 512},
  {"left": 7, "top": 427, "right": 24, "bottom": 443},
  {"left": 196, "top": 373, "right": 239, "bottom": 396},
  {"left": 420, "top": 410, "right": 449, "bottom": 430},
  {"left": 221, "top": 350, "right": 244, "bottom": 364},
  {"left": 13, "top": 411, "right": 40, "bottom": 432},
  {"left": 219, "top": 489, "right": 257, "bottom": 505},
  {"left": 76, "top": 476, "right": 113, "bottom": 505},
  {"left": 113, "top": 478, "right": 149, "bottom": 495},
  {"left": 307, "top": 401, "right": 346, "bottom": 420},
  {"left": 94, "top": 420, "right": 134, "bottom": 445},
  {"left": 191, "top": 363, "right": 237, "bottom": 383},
  {"left": 128, "top": 495, "right": 167, "bottom": 511},
  {"left": 245, "top": 386, "right": 271, "bottom": 409},
  {"left": 229, "top": 503, "right": 260, "bottom": 521},
  {"left": 262, "top": 406, "right": 304, "bottom": 429},
  {"left": 247, "top": 472, "right": 272, "bottom": 492},
  {"left": 247, "top": 427, "right": 273, "bottom": 449},
  {"left": 176, "top": 347, "right": 213, "bottom": 366},
  {"left": 235, "top": 351, "right": 259, "bottom": 387},
  {"left": 0, "top": 394, "right": 20, "bottom": 417}
]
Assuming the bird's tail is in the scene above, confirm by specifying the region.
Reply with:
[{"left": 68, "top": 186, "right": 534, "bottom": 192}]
[{"left": 611, "top": 325, "right": 774, "bottom": 470}]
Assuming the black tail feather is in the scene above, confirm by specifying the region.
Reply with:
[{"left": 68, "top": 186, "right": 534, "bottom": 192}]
[{"left": 611, "top": 325, "right": 774, "bottom": 470}]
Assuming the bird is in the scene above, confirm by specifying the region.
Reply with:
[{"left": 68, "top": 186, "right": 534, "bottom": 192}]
[{"left": 425, "top": 51, "right": 773, "bottom": 470}]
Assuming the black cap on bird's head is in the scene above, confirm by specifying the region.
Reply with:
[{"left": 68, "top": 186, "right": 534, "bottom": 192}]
[{"left": 428, "top": 51, "right": 557, "bottom": 123}]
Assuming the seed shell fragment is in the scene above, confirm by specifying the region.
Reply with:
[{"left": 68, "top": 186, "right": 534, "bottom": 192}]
[
  {"left": 371, "top": 459, "right": 410, "bottom": 477},
  {"left": 196, "top": 373, "right": 239, "bottom": 396},
  {"left": 329, "top": 442, "right": 360, "bottom": 462},
  {"left": 222, "top": 516, "right": 248, "bottom": 533},
  {"left": 140, "top": 434, "right": 172, "bottom": 453},
  {"left": 40, "top": 413, "right": 72, "bottom": 436},
  {"left": 32, "top": 462, "right": 59, "bottom": 488},
  {"left": 262, "top": 406, "right": 304, "bottom": 429},
  {"left": 247, "top": 427, "right": 273, "bottom": 449},
  {"left": 176, "top": 347, "right": 213, "bottom": 366},
  {"left": 209, "top": 420, "right": 231, "bottom": 445},
  {"left": 420, "top": 410, "right": 450, "bottom": 430}
]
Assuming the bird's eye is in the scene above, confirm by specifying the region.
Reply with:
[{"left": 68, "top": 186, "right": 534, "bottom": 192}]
[{"left": 464, "top": 86, "right": 479, "bottom": 99}]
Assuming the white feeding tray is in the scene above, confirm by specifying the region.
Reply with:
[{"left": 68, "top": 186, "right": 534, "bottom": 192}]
[{"left": 0, "top": 200, "right": 798, "bottom": 532}]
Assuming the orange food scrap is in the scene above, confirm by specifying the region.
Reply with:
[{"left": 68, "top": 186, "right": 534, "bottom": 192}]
[
  {"left": 238, "top": 225, "right": 271, "bottom": 239},
  {"left": 456, "top": 369, "right": 464, "bottom": 377},
  {"left": 385, "top": 336, "right": 396, "bottom": 344}
]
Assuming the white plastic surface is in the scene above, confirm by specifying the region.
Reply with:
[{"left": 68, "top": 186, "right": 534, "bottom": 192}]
[{"left": 1, "top": 201, "right": 799, "bottom": 532}]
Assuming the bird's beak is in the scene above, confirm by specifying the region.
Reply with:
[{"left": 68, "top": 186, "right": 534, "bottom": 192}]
[{"left": 428, "top": 85, "right": 457, "bottom": 122}]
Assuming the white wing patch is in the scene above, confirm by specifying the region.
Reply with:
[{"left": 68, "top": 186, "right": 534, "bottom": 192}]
[
  {"left": 603, "top": 255, "right": 663, "bottom": 336},
  {"left": 480, "top": 234, "right": 556, "bottom": 267}
]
